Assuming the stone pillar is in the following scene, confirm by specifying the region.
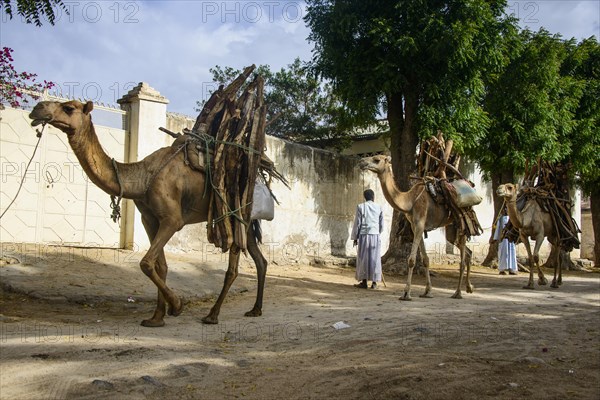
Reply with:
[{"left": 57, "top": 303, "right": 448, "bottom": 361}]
[{"left": 118, "top": 83, "right": 169, "bottom": 250}]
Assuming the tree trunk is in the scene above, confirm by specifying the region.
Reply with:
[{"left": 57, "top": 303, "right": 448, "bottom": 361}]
[
  {"left": 544, "top": 246, "right": 576, "bottom": 270},
  {"left": 590, "top": 190, "right": 599, "bottom": 265},
  {"left": 381, "top": 89, "right": 421, "bottom": 275}
]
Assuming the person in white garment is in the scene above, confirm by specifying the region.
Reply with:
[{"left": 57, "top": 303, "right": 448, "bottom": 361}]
[
  {"left": 493, "top": 209, "right": 518, "bottom": 275},
  {"left": 351, "top": 189, "right": 384, "bottom": 289}
]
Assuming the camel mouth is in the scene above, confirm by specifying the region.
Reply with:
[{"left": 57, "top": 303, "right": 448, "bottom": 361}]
[
  {"left": 30, "top": 118, "right": 47, "bottom": 127},
  {"left": 358, "top": 160, "right": 370, "bottom": 171}
]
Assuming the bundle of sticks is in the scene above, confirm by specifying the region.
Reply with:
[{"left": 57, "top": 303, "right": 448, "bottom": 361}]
[
  {"left": 161, "top": 65, "right": 287, "bottom": 252},
  {"left": 414, "top": 131, "right": 483, "bottom": 237},
  {"left": 505, "top": 160, "right": 580, "bottom": 252}
]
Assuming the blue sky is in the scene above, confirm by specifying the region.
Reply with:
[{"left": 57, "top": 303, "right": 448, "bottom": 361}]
[{"left": 1, "top": 1, "right": 598, "bottom": 115}]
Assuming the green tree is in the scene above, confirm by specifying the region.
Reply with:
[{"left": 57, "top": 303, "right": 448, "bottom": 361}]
[
  {"left": 198, "top": 58, "right": 350, "bottom": 148},
  {"left": 476, "top": 29, "right": 581, "bottom": 265},
  {"left": 1, "top": 0, "right": 67, "bottom": 26},
  {"left": 305, "top": 0, "right": 516, "bottom": 271},
  {"left": 562, "top": 37, "right": 600, "bottom": 264}
]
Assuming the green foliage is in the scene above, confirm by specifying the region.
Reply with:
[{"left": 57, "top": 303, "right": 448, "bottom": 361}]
[
  {"left": 1, "top": 0, "right": 67, "bottom": 26},
  {"left": 561, "top": 37, "right": 600, "bottom": 195},
  {"left": 198, "top": 58, "right": 352, "bottom": 148},
  {"left": 305, "top": 0, "right": 516, "bottom": 153},
  {"left": 477, "top": 29, "right": 577, "bottom": 176},
  {"left": 476, "top": 30, "right": 598, "bottom": 193}
]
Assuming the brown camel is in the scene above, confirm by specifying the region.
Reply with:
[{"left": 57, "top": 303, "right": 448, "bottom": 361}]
[
  {"left": 496, "top": 183, "right": 561, "bottom": 288},
  {"left": 29, "top": 99, "right": 269, "bottom": 327},
  {"left": 359, "top": 155, "right": 473, "bottom": 300}
]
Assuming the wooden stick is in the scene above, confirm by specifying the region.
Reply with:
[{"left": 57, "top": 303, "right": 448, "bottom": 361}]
[{"left": 159, "top": 126, "right": 182, "bottom": 138}]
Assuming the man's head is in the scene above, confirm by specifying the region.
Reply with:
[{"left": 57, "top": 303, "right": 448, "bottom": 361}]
[{"left": 363, "top": 189, "right": 375, "bottom": 201}]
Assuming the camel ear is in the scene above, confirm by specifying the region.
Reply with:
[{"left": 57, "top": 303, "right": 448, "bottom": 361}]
[
  {"left": 83, "top": 101, "right": 94, "bottom": 114},
  {"left": 385, "top": 156, "right": 391, "bottom": 163}
]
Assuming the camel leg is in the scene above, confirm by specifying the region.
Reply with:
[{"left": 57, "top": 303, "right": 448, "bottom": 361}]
[
  {"left": 557, "top": 248, "right": 563, "bottom": 286},
  {"left": 245, "top": 226, "right": 267, "bottom": 317},
  {"left": 419, "top": 238, "right": 433, "bottom": 298},
  {"left": 202, "top": 246, "right": 241, "bottom": 324},
  {"left": 533, "top": 238, "right": 548, "bottom": 286},
  {"left": 138, "top": 215, "right": 170, "bottom": 327},
  {"left": 550, "top": 245, "right": 561, "bottom": 288},
  {"left": 138, "top": 218, "right": 184, "bottom": 326},
  {"left": 521, "top": 236, "right": 536, "bottom": 289},
  {"left": 400, "top": 227, "right": 423, "bottom": 301},
  {"left": 465, "top": 245, "right": 474, "bottom": 294},
  {"left": 451, "top": 235, "right": 467, "bottom": 299}
]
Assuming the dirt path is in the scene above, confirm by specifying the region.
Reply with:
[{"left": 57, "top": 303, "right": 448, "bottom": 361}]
[{"left": 1, "top": 255, "right": 599, "bottom": 400}]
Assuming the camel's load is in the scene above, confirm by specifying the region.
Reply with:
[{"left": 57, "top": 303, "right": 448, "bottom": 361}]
[
  {"left": 414, "top": 131, "right": 483, "bottom": 237},
  {"left": 503, "top": 161, "right": 581, "bottom": 252},
  {"left": 160, "top": 65, "right": 288, "bottom": 253}
]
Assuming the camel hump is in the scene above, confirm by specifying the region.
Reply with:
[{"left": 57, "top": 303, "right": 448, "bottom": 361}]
[{"left": 171, "top": 135, "right": 207, "bottom": 173}]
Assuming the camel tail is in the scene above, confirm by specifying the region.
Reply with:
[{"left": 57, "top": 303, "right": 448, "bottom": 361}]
[{"left": 251, "top": 220, "right": 262, "bottom": 244}]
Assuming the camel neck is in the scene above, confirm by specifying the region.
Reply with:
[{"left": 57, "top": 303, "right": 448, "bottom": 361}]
[
  {"left": 68, "top": 120, "right": 128, "bottom": 197},
  {"left": 504, "top": 199, "right": 523, "bottom": 228},
  {"left": 378, "top": 166, "right": 413, "bottom": 213}
]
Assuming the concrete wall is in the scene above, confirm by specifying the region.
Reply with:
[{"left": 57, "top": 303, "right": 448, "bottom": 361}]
[
  {"left": 163, "top": 112, "right": 394, "bottom": 263},
  {"left": 2, "top": 83, "right": 585, "bottom": 265},
  {"left": 0, "top": 101, "right": 127, "bottom": 247}
]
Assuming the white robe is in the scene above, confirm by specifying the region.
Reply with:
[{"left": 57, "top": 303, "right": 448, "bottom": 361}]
[
  {"left": 351, "top": 201, "right": 384, "bottom": 282},
  {"left": 494, "top": 215, "right": 517, "bottom": 273}
]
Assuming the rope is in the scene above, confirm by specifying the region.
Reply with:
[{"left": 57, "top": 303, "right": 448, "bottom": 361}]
[
  {"left": 188, "top": 134, "right": 252, "bottom": 228},
  {"left": 0, "top": 124, "right": 46, "bottom": 220},
  {"left": 109, "top": 158, "right": 125, "bottom": 223}
]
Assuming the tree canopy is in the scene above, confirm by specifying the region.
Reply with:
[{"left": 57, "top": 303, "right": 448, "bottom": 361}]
[
  {"left": 475, "top": 29, "right": 582, "bottom": 179},
  {"left": 305, "top": 0, "right": 516, "bottom": 170}
]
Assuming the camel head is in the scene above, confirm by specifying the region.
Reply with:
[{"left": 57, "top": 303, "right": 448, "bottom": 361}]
[
  {"left": 497, "top": 183, "right": 518, "bottom": 200},
  {"left": 358, "top": 155, "right": 392, "bottom": 175},
  {"left": 29, "top": 100, "right": 94, "bottom": 136}
]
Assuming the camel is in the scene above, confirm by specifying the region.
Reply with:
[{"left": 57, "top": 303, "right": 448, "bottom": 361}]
[
  {"left": 359, "top": 155, "right": 473, "bottom": 300},
  {"left": 496, "top": 183, "right": 561, "bottom": 288},
  {"left": 29, "top": 99, "right": 269, "bottom": 327}
]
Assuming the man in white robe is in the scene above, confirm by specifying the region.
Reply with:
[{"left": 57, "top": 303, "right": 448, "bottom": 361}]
[
  {"left": 351, "top": 189, "right": 384, "bottom": 289},
  {"left": 493, "top": 212, "right": 517, "bottom": 275}
]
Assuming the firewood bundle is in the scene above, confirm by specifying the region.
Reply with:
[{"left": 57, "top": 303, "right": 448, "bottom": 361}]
[
  {"left": 504, "top": 160, "right": 581, "bottom": 252},
  {"left": 162, "top": 65, "right": 288, "bottom": 253},
  {"left": 415, "top": 131, "right": 483, "bottom": 237},
  {"left": 417, "top": 131, "right": 463, "bottom": 181}
]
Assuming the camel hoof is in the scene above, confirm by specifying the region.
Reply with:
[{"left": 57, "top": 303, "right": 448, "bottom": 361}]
[
  {"left": 201, "top": 315, "right": 219, "bottom": 325},
  {"left": 419, "top": 293, "right": 433, "bottom": 298},
  {"left": 168, "top": 298, "right": 183, "bottom": 317},
  {"left": 539, "top": 278, "right": 548, "bottom": 286},
  {"left": 467, "top": 286, "right": 474, "bottom": 294},
  {"left": 399, "top": 292, "right": 412, "bottom": 301},
  {"left": 522, "top": 285, "right": 534, "bottom": 290},
  {"left": 244, "top": 308, "right": 262, "bottom": 317},
  {"left": 451, "top": 292, "right": 462, "bottom": 299},
  {"left": 550, "top": 282, "right": 559, "bottom": 289},
  {"left": 141, "top": 319, "right": 165, "bottom": 328}
]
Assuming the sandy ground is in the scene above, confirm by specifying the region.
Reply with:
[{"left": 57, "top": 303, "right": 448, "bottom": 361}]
[{"left": 1, "top": 247, "right": 599, "bottom": 400}]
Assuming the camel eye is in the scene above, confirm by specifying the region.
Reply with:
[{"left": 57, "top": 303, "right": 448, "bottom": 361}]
[{"left": 63, "top": 105, "right": 75, "bottom": 114}]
